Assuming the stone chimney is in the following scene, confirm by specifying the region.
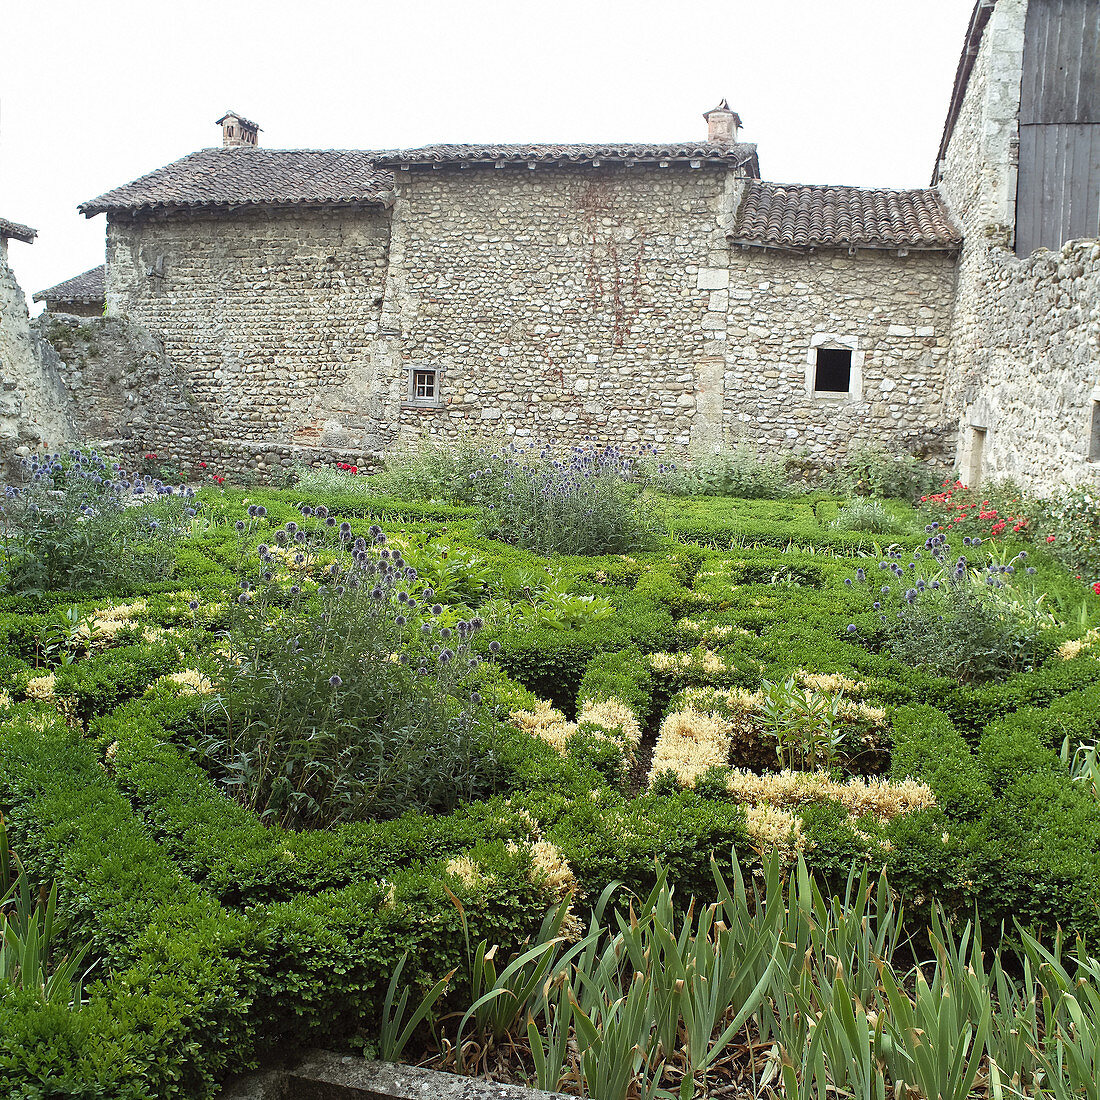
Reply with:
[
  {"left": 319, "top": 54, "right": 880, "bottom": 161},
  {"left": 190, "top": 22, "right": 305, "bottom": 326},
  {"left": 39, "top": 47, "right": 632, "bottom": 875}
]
[
  {"left": 216, "top": 111, "right": 261, "bottom": 148},
  {"left": 703, "top": 99, "right": 741, "bottom": 145}
]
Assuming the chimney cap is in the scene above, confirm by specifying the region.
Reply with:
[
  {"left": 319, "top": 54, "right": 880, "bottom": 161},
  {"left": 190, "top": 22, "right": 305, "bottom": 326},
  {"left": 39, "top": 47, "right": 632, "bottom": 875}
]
[
  {"left": 703, "top": 99, "right": 742, "bottom": 127},
  {"left": 215, "top": 110, "right": 262, "bottom": 132}
]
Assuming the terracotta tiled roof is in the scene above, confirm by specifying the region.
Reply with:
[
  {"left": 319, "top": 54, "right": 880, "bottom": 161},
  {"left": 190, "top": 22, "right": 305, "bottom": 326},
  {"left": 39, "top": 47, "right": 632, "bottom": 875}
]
[
  {"left": 378, "top": 142, "right": 760, "bottom": 173},
  {"left": 34, "top": 265, "right": 105, "bottom": 305},
  {"left": 79, "top": 148, "right": 394, "bottom": 216},
  {"left": 0, "top": 217, "right": 37, "bottom": 244},
  {"left": 731, "top": 180, "right": 962, "bottom": 250}
]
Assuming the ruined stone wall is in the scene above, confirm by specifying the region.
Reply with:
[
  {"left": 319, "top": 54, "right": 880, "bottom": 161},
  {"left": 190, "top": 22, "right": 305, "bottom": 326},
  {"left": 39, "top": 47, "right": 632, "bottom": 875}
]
[
  {"left": 0, "top": 249, "right": 75, "bottom": 466},
  {"left": 936, "top": 0, "right": 1100, "bottom": 492},
  {"left": 384, "top": 165, "right": 955, "bottom": 462},
  {"left": 106, "top": 203, "right": 390, "bottom": 475},
  {"left": 33, "top": 313, "right": 210, "bottom": 458}
]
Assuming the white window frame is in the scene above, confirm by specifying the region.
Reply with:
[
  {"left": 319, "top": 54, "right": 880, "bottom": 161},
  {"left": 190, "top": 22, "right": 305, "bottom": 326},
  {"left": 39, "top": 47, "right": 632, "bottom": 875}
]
[
  {"left": 404, "top": 366, "right": 443, "bottom": 409},
  {"left": 805, "top": 333, "right": 863, "bottom": 402}
]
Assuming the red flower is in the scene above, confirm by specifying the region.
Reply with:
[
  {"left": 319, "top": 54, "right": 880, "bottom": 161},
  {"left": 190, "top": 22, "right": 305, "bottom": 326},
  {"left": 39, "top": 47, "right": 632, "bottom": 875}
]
[
  {"left": 145, "top": 453, "right": 157, "bottom": 461},
  {"left": 1047, "top": 535, "right": 1056, "bottom": 543},
  {"left": 351, "top": 465, "right": 358, "bottom": 474},
  {"left": 200, "top": 461, "right": 207, "bottom": 469},
  {"left": 1093, "top": 581, "right": 1100, "bottom": 596}
]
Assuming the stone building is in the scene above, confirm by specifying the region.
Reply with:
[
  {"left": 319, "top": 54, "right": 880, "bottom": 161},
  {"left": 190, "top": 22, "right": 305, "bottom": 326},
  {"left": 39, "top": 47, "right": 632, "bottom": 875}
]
[
  {"left": 936, "top": 0, "right": 1100, "bottom": 490},
  {"left": 34, "top": 265, "right": 105, "bottom": 317},
  {"left": 0, "top": 218, "right": 76, "bottom": 461},
  {"left": 11, "top": 1, "right": 1098, "bottom": 492},
  {"left": 70, "top": 104, "right": 962, "bottom": 477}
]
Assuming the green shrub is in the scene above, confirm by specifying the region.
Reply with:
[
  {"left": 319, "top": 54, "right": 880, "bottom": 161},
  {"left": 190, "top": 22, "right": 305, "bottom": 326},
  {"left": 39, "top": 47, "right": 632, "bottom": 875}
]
[
  {"left": 659, "top": 446, "right": 790, "bottom": 499},
  {"left": 829, "top": 497, "right": 908, "bottom": 535},
  {"left": 0, "top": 452, "right": 198, "bottom": 596},
  {"left": 197, "top": 508, "right": 505, "bottom": 828},
  {"left": 849, "top": 536, "right": 1058, "bottom": 683},
  {"left": 576, "top": 647, "right": 655, "bottom": 719},
  {"left": 475, "top": 444, "right": 659, "bottom": 555},
  {"left": 1035, "top": 482, "right": 1100, "bottom": 580},
  {"left": 831, "top": 444, "right": 942, "bottom": 500}
]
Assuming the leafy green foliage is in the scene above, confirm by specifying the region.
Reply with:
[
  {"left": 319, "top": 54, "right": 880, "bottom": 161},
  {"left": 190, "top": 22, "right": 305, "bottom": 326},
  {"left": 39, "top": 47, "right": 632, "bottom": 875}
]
[
  {"left": 829, "top": 496, "right": 909, "bottom": 535},
  {"left": 197, "top": 507, "right": 504, "bottom": 827},
  {"left": 0, "top": 451, "right": 197, "bottom": 595}
]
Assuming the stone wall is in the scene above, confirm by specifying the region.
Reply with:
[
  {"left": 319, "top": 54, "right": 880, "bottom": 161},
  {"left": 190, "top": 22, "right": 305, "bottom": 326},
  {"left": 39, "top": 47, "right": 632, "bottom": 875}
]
[
  {"left": 107, "top": 203, "right": 391, "bottom": 473},
  {"left": 97, "top": 164, "right": 958, "bottom": 475},
  {"left": 382, "top": 164, "right": 956, "bottom": 462},
  {"left": 33, "top": 312, "right": 210, "bottom": 459},
  {"left": 939, "top": 0, "right": 1100, "bottom": 493},
  {"left": 0, "top": 249, "right": 75, "bottom": 466},
  {"left": 383, "top": 164, "right": 734, "bottom": 450},
  {"left": 950, "top": 239, "right": 1100, "bottom": 489},
  {"left": 718, "top": 246, "right": 957, "bottom": 460}
]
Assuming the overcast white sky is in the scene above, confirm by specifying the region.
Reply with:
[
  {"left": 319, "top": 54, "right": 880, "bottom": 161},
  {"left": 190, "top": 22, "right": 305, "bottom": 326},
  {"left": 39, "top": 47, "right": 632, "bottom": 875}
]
[{"left": 1, "top": 0, "right": 975, "bottom": 311}]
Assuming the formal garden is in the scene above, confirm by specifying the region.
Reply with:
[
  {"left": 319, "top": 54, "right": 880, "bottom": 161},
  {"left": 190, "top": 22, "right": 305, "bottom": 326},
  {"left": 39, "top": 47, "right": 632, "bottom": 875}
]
[{"left": 2, "top": 441, "right": 1100, "bottom": 1099}]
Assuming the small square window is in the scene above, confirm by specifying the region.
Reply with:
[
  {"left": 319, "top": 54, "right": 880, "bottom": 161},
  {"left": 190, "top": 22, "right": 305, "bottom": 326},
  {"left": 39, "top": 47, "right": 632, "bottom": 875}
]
[
  {"left": 814, "top": 348, "right": 852, "bottom": 393},
  {"left": 406, "top": 367, "right": 441, "bottom": 408},
  {"left": 413, "top": 370, "right": 435, "bottom": 400}
]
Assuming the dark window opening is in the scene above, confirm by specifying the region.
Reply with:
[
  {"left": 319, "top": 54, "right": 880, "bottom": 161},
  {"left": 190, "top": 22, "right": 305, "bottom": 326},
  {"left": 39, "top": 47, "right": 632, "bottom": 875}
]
[
  {"left": 1090, "top": 402, "right": 1100, "bottom": 462},
  {"left": 814, "top": 348, "right": 852, "bottom": 393}
]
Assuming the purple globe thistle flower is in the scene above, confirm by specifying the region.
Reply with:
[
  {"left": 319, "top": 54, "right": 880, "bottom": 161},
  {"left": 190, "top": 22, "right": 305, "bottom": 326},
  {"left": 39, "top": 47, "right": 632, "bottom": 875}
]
[
  {"left": 372, "top": 587, "right": 384, "bottom": 600},
  {"left": 489, "top": 640, "right": 501, "bottom": 654},
  {"left": 235, "top": 520, "right": 245, "bottom": 531},
  {"left": 395, "top": 614, "right": 407, "bottom": 626},
  {"left": 439, "top": 627, "right": 452, "bottom": 640},
  {"left": 189, "top": 600, "right": 199, "bottom": 610},
  {"left": 289, "top": 585, "right": 301, "bottom": 595},
  {"left": 315, "top": 506, "right": 328, "bottom": 519},
  {"left": 846, "top": 624, "right": 858, "bottom": 633},
  {"left": 844, "top": 578, "right": 853, "bottom": 587},
  {"left": 439, "top": 648, "right": 454, "bottom": 664},
  {"left": 873, "top": 601, "right": 881, "bottom": 610},
  {"left": 326, "top": 516, "right": 336, "bottom": 527},
  {"left": 328, "top": 675, "right": 342, "bottom": 688},
  {"left": 286, "top": 521, "right": 299, "bottom": 534},
  {"left": 423, "top": 588, "right": 435, "bottom": 601},
  {"left": 431, "top": 604, "right": 443, "bottom": 616},
  {"left": 256, "top": 506, "right": 267, "bottom": 517}
]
